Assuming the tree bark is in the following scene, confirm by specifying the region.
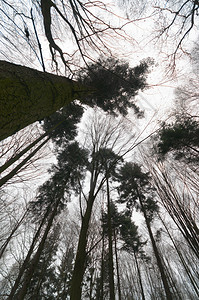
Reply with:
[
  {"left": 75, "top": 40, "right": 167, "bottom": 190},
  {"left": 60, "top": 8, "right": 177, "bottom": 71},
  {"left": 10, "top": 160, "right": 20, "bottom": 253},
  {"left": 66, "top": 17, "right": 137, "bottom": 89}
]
[{"left": 0, "top": 60, "right": 89, "bottom": 141}]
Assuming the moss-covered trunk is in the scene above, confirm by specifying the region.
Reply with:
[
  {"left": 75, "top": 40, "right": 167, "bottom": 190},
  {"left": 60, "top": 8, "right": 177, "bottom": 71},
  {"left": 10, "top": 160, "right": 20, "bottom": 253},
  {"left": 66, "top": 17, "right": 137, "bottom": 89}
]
[{"left": 0, "top": 61, "right": 89, "bottom": 141}]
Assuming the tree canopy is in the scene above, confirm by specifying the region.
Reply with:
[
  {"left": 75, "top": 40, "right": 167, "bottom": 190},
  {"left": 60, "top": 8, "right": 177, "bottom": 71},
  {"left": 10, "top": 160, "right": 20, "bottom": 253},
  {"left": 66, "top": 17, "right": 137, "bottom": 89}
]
[{"left": 156, "top": 116, "right": 199, "bottom": 163}]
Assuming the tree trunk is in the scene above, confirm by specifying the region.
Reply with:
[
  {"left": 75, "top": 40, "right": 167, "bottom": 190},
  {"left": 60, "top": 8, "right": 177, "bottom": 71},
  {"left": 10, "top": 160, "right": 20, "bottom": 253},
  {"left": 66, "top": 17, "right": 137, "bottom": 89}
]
[
  {"left": 70, "top": 193, "right": 95, "bottom": 300},
  {"left": 133, "top": 250, "right": 146, "bottom": 300},
  {"left": 138, "top": 195, "right": 173, "bottom": 300},
  {"left": 113, "top": 228, "right": 122, "bottom": 300},
  {"left": 106, "top": 178, "right": 115, "bottom": 300},
  {"left": 159, "top": 214, "right": 199, "bottom": 298},
  {"left": 8, "top": 205, "right": 52, "bottom": 299},
  {"left": 0, "top": 60, "right": 89, "bottom": 141},
  {"left": 0, "top": 119, "right": 63, "bottom": 174},
  {"left": 15, "top": 198, "right": 60, "bottom": 300},
  {"left": 99, "top": 232, "right": 105, "bottom": 300},
  {"left": 0, "top": 136, "right": 50, "bottom": 188},
  {"left": 70, "top": 157, "right": 106, "bottom": 300}
]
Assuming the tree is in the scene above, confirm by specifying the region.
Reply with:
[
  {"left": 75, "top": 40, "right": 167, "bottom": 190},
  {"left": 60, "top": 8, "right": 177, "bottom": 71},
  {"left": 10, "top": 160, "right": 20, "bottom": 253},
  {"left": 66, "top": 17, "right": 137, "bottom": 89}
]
[
  {"left": 102, "top": 202, "right": 147, "bottom": 300},
  {"left": 149, "top": 160, "right": 199, "bottom": 260},
  {"left": 7, "top": 141, "right": 88, "bottom": 299},
  {"left": 153, "top": 0, "right": 199, "bottom": 59},
  {"left": 69, "top": 111, "right": 133, "bottom": 299},
  {"left": 0, "top": 1, "right": 132, "bottom": 70},
  {"left": 77, "top": 57, "right": 150, "bottom": 117},
  {"left": 120, "top": 0, "right": 199, "bottom": 65},
  {"left": 0, "top": 61, "right": 88, "bottom": 141},
  {"left": 159, "top": 213, "right": 199, "bottom": 299},
  {"left": 0, "top": 57, "right": 150, "bottom": 141},
  {"left": 23, "top": 227, "right": 59, "bottom": 300},
  {"left": 70, "top": 147, "right": 122, "bottom": 300},
  {"left": 156, "top": 116, "right": 199, "bottom": 164},
  {"left": 117, "top": 162, "right": 174, "bottom": 300}
]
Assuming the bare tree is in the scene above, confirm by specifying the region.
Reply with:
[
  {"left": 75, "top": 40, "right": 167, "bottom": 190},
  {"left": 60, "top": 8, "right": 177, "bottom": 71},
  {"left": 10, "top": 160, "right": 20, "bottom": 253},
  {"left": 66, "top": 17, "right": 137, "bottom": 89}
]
[{"left": 0, "top": 0, "right": 133, "bottom": 71}]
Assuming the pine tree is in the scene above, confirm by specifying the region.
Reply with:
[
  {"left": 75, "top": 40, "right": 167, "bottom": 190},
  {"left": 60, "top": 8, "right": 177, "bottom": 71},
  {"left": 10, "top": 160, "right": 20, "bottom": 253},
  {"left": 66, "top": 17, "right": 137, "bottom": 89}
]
[{"left": 117, "top": 162, "right": 174, "bottom": 300}]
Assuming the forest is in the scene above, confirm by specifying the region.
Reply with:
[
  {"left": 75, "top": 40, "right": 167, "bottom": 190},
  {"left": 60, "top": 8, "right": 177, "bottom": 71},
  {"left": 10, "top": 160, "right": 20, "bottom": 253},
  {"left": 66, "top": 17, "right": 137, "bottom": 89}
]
[{"left": 0, "top": 1, "right": 198, "bottom": 299}]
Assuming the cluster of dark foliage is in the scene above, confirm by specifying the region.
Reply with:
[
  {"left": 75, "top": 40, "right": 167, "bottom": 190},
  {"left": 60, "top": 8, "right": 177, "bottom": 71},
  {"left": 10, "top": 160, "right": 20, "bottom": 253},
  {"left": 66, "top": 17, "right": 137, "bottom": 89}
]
[
  {"left": 42, "top": 102, "right": 84, "bottom": 147},
  {"left": 29, "top": 142, "right": 88, "bottom": 220},
  {"left": 117, "top": 162, "right": 158, "bottom": 222},
  {"left": 77, "top": 57, "right": 151, "bottom": 116},
  {"left": 157, "top": 116, "right": 199, "bottom": 163}
]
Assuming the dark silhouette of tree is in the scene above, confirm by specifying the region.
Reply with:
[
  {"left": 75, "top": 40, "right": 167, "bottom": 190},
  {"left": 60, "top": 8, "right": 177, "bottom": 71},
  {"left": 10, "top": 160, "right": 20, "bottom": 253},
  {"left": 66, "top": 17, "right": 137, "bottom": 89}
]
[
  {"left": 23, "top": 227, "right": 59, "bottom": 300},
  {"left": 156, "top": 116, "right": 199, "bottom": 164},
  {"left": 78, "top": 57, "right": 151, "bottom": 116},
  {"left": 29, "top": 141, "right": 88, "bottom": 220},
  {"left": 7, "top": 142, "right": 88, "bottom": 299},
  {"left": 42, "top": 102, "right": 84, "bottom": 147},
  {"left": 102, "top": 202, "right": 147, "bottom": 300},
  {"left": 70, "top": 147, "right": 122, "bottom": 300},
  {"left": 117, "top": 162, "right": 174, "bottom": 300}
]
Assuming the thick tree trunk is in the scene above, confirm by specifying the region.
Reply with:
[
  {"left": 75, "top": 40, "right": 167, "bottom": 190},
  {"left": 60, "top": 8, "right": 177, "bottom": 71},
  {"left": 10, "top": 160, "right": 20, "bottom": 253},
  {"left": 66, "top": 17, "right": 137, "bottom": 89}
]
[{"left": 0, "top": 60, "right": 89, "bottom": 141}]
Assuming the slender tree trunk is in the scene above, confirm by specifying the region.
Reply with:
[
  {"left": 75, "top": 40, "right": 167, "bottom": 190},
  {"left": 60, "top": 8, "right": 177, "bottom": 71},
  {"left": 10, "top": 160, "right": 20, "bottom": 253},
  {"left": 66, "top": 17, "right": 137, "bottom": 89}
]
[
  {"left": 159, "top": 214, "right": 199, "bottom": 297},
  {"left": 106, "top": 178, "right": 115, "bottom": 300},
  {"left": 138, "top": 195, "right": 173, "bottom": 300},
  {"left": 99, "top": 232, "right": 105, "bottom": 300},
  {"left": 15, "top": 198, "right": 60, "bottom": 300},
  {"left": 113, "top": 228, "right": 122, "bottom": 300},
  {"left": 133, "top": 250, "right": 146, "bottom": 300},
  {"left": 154, "top": 171, "right": 199, "bottom": 259},
  {"left": 0, "top": 210, "right": 28, "bottom": 259},
  {"left": 70, "top": 193, "right": 96, "bottom": 300},
  {"left": 70, "top": 161, "right": 106, "bottom": 300},
  {"left": 0, "top": 136, "right": 50, "bottom": 188},
  {"left": 0, "top": 60, "right": 90, "bottom": 141},
  {"left": 8, "top": 205, "right": 52, "bottom": 299},
  {"left": 0, "top": 120, "right": 63, "bottom": 174}
]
